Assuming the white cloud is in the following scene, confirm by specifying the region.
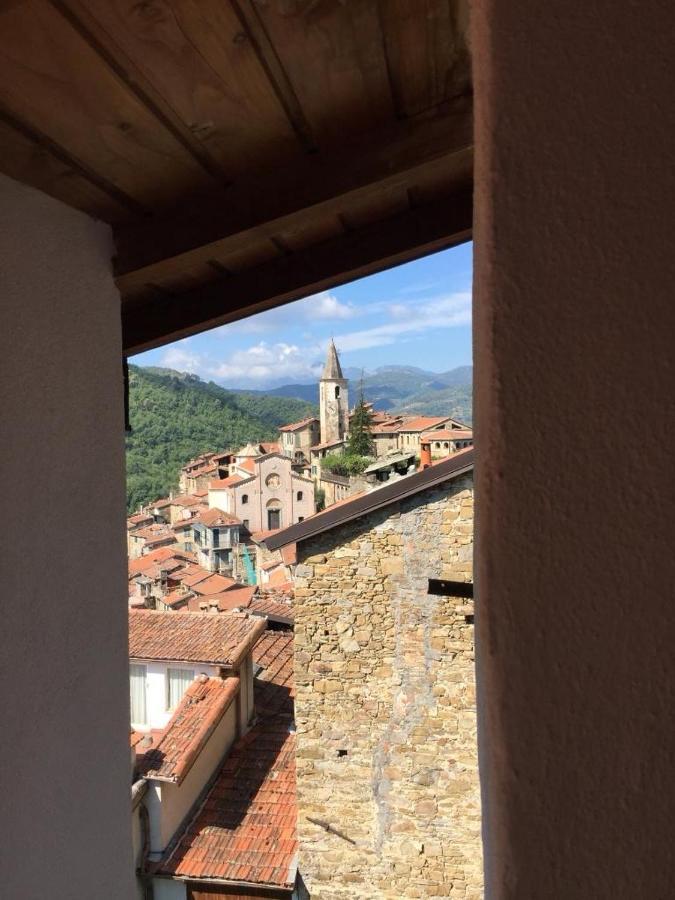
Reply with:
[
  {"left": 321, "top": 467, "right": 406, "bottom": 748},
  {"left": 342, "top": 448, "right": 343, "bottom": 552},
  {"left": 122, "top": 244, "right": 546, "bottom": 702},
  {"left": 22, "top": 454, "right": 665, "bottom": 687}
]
[
  {"left": 161, "top": 340, "right": 323, "bottom": 387},
  {"left": 212, "top": 291, "right": 356, "bottom": 337},
  {"left": 334, "top": 291, "right": 471, "bottom": 352}
]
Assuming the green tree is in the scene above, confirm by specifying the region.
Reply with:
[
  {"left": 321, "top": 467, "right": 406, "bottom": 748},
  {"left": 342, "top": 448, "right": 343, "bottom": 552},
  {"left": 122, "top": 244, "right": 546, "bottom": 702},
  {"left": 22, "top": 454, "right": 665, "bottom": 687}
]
[{"left": 347, "top": 378, "right": 374, "bottom": 457}]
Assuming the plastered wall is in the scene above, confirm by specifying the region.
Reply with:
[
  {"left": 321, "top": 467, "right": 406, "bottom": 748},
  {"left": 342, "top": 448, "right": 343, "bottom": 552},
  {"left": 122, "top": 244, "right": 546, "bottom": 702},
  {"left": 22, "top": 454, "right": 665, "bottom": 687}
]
[
  {"left": 472, "top": 3, "right": 675, "bottom": 897},
  {"left": 0, "top": 175, "right": 134, "bottom": 897}
]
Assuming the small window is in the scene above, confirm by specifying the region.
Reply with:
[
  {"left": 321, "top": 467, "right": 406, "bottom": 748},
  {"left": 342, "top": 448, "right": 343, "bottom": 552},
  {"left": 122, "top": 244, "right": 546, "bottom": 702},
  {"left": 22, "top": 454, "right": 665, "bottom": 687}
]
[
  {"left": 241, "top": 494, "right": 248, "bottom": 505},
  {"left": 298, "top": 516, "right": 304, "bottom": 522},
  {"left": 443, "top": 442, "right": 449, "bottom": 449},
  {"left": 297, "top": 490, "right": 303, "bottom": 501},
  {"left": 243, "top": 519, "right": 249, "bottom": 529},
  {"left": 435, "top": 442, "right": 441, "bottom": 449},
  {"left": 311, "top": 466, "right": 317, "bottom": 475},
  {"left": 335, "top": 386, "right": 340, "bottom": 398},
  {"left": 167, "top": 668, "right": 194, "bottom": 710}
]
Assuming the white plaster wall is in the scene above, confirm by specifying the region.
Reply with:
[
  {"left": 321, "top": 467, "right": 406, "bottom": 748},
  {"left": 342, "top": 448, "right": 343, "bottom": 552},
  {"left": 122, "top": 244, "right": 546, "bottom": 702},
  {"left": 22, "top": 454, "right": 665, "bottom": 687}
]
[
  {"left": 0, "top": 174, "right": 134, "bottom": 897},
  {"left": 146, "top": 701, "right": 238, "bottom": 853},
  {"left": 132, "top": 661, "right": 219, "bottom": 731},
  {"left": 153, "top": 878, "right": 187, "bottom": 900}
]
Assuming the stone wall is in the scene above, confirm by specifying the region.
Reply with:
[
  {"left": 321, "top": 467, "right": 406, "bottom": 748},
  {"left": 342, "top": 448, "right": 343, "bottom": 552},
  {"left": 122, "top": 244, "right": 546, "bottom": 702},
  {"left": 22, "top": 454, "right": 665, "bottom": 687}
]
[{"left": 293, "top": 473, "right": 481, "bottom": 898}]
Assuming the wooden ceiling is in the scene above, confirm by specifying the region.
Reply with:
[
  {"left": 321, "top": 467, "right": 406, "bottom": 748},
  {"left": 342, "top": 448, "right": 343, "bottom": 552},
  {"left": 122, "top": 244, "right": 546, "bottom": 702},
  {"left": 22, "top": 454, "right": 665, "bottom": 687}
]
[{"left": 0, "top": 0, "right": 473, "bottom": 353}]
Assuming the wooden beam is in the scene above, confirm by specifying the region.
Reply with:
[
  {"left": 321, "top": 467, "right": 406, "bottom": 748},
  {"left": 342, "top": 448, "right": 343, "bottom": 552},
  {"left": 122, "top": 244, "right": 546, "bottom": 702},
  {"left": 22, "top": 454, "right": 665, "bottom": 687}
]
[
  {"left": 122, "top": 188, "right": 472, "bottom": 355},
  {"left": 114, "top": 109, "right": 472, "bottom": 289}
]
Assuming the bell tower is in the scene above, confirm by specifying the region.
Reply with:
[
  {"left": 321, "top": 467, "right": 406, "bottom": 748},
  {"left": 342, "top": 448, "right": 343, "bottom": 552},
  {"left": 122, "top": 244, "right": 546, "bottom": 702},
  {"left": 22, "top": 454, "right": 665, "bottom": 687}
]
[{"left": 319, "top": 339, "right": 348, "bottom": 446}]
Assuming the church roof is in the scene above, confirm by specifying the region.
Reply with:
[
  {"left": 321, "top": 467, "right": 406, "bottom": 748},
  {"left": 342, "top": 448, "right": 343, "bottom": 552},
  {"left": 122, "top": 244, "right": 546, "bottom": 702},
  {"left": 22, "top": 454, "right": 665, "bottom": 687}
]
[{"left": 321, "top": 339, "right": 344, "bottom": 380}]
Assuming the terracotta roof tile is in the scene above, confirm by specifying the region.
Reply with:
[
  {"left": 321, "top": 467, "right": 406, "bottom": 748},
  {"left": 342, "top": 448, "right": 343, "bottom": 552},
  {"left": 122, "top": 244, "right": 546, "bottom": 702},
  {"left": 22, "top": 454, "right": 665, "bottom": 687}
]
[
  {"left": 253, "top": 631, "right": 294, "bottom": 716},
  {"left": 209, "top": 474, "right": 244, "bottom": 489},
  {"left": 137, "top": 676, "right": 239, "bottom": 783},
  {"left": 191, "top": 573, "right": 238, "bottom": 596},
  {"left": 129, "top": 610, "right": 266, "bottom": 667},
  {"left": 192, "top": 507, "right": 240, "bottom": 527},
  {"left": 183, "top": 585, "right": 255, "bottom": 613},
  {"left": 249, "top": 595, "right": 294, "bottom": 624},
  {"left": 156, "top": 720, "right": 296, "bottom": 887},
  {"left": 397, "top": 415, "right": 452, "bottom": 432},
  {"left": 278, "top": 416, "right": 318, "bottom": 432},
  {"left": 421, "top": 429, "right": 473, "bottom": 441}
]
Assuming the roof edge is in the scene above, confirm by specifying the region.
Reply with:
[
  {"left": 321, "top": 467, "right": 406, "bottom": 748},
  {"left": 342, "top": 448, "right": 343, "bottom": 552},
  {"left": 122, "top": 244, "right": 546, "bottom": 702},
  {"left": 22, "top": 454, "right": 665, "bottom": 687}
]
[{"left": 264, "top": 449, "right": 474, "bottom": 551}]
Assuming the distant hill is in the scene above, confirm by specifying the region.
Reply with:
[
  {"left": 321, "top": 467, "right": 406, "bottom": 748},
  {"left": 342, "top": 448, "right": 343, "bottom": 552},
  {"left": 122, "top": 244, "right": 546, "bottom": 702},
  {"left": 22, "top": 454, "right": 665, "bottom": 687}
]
[
  {"left": 126, "top": 366, "right": 317, "bottom": 513},
  {"left": 240, "top": 365, "right": 473, "bottom": 420}
]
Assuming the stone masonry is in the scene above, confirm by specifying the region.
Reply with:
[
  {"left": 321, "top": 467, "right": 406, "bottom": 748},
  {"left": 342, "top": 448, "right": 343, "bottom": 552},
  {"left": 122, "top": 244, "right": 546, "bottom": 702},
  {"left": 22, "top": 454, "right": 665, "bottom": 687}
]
[{"left": 293, "top": 473, "right": 482, "bottom": 898}]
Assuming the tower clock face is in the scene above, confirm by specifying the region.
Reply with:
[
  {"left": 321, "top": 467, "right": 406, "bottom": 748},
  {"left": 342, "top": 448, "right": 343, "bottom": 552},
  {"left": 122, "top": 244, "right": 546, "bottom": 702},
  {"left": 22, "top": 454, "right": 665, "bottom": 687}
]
[{"left": 265, "top": 473, "right": 281, "bottom": 489}]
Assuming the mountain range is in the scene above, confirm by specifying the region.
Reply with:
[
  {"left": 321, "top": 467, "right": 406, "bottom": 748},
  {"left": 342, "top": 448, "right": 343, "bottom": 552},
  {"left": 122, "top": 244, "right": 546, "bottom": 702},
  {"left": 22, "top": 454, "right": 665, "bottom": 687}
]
[{"left": 242, "top": 365, "right": 473, "bottom": 422}]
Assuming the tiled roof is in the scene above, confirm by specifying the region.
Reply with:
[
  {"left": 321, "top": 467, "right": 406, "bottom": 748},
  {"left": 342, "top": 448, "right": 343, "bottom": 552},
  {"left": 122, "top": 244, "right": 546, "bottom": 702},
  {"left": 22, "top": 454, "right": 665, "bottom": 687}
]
[
  {"left": 310, "top": 438, "right": 345, "bottom": 452},
  {"left": 250, "top": 528, "right": 281, "bottom": 544},
  {"left": 184, "top": 585, "right": 256, "bottom": 613},
  {"left": 137, "top": 676, "right": 240, "bottom": 784},
  {"left": 191, "top": 573, "right": 238, "bottom": 596},
  {"left": 397, "top": 415, "right": 452, "bottom": 432},
  {"left": 237, "top": 457, "right": 256, "bottom": 474},
  {"left": 193, "top": 507, "right": 240, "bottom": 527},
  {"left": 155, "top": 721, "right": 296, "bottom": 888},
  {"left": 209, "top": 474, "right": 244, "bottom": 489},
  {"left": 421, "top": 429, "right": 473, "bottom": 441},
  {"left": 253, "top": 631, "right": 294, "bottom": 716},
  {"left": 260, "top": 442, "right": 280, "bottom": 454},
  {"left": 279, "top": 416, "right": 319, "bottom": 432},
  {"left": 128, "top": 546, "right": 182, "bottom": 577},
  {"left": 129, "top": 610, "right": 266, "bottom": 667},
  {"left": 249, "top": 595, "right": 294, "bottom": 624}
]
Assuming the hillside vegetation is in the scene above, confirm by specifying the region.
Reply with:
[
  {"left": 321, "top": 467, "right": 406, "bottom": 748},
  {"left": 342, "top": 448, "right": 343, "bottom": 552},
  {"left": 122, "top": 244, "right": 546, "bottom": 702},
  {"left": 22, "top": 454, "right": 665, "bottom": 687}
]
[{"left": 126, "top": 366, "right": 316, "bottom": 513}]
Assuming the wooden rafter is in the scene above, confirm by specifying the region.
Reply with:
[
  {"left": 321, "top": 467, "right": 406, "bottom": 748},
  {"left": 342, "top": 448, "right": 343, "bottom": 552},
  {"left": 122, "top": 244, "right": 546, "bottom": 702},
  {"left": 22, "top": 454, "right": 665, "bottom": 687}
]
[
  {"left": 114, "top": 109, "right": 472, "bottom": 289},
  {"left": 122, "top": 187, "right": 472, "bottom": 355}
]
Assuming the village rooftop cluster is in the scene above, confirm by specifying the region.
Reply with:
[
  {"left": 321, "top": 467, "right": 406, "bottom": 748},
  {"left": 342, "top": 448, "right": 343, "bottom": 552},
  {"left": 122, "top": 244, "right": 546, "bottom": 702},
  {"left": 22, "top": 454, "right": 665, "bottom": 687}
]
[{"left": 126, "top": 342, "right": 478, "bottom": 899}]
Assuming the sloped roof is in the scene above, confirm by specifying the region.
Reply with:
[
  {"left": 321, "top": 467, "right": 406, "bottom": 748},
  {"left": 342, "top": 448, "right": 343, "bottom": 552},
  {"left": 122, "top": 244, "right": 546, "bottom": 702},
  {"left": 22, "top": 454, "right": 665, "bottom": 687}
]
[
  {"left": 129, "top": 610, "right": 266, "bottom": 667},
  {"left": 155, "top": 631, "right": 296, "bottom": 888},
  {"left": 191, "top": 573, "right": 238, "bottom": 596},
  {"left": 397, "top": 415, "right": 452, "bottom": 432},
  {"left": 209, "top": 474, "right": 244, "bottom": 489},
  {"left": 193, "top": 507, "right": 240, "bottom": 527},
  {"left": 421, "top": 429, "right": 474, "bottom": 441},
  {"left": 137, "top": 675, "right": 240, "bottom": 784},
  {"left": 279, "top": 416, "right": 319, "bottom": 432},
  {"left": 264, "top": 447, "right": 474, "bottom": 551}
]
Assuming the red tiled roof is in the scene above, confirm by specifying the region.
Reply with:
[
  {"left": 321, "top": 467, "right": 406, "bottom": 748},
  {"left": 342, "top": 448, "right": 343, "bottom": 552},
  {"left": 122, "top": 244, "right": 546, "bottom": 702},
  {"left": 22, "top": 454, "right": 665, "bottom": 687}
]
[
  {"left": 397, "top": 415, "right": 452, "bottom": 432},
  {"left": 421, "top": 429, "right": 473, "bottom": 441},
  {"left": 193, "top": 507, "right": 240, "bottom": 527},
  {"left": 253, "top": 631, "right": 294, "bottom": 715},
  {"left": 128, "top": 546, "right": 180, "bottom": 577},
  {"left": 279, "top": 415, "right": 318, "bottom": 432},
  {"left": 137, "top": 676, "right": 240, "bottom": 784},
  {"left": 310, "top": 438, "right": 345, "bottom": 452},
  {"left": 156, "top": 722, "right": 296, "bottom": 888},
  {"left": 162, "top": 588, "right": 191, "bottom": 608},
  {"left": 209, "top": 474, "right": 244, "bottom": 489},
  {"left": 129, "top": 610, "right": 266, "bottom": 667},
  {"left": 192, "top": 573, "right": 238, "bottom": 596},
  {"left": 183, "top": 585, "right": 256, "bottom": 613},
  {"left": 250, "top": 528, "right": 281, "bottom": 544},
  {"left": 238, "top": 457, "right": 256, "bottom": 474},
  {"left": 249, "top": 596, "right": 294, "bottom": 624},
  {"left": 260, "top": 442, "right": 280, "bottom": 454},
  {"left": 280, "top": 544, "right": 297, "bottom": 566},
  {"left": 266, "top": 567, "right": 292, "bottom": 588}
]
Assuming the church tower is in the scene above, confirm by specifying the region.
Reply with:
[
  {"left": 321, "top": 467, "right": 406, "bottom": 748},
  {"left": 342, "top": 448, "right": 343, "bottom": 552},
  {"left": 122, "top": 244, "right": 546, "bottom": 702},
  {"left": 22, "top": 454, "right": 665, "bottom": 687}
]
[{"left": 319, "top": 339, "right": 349, "bottom": 446}]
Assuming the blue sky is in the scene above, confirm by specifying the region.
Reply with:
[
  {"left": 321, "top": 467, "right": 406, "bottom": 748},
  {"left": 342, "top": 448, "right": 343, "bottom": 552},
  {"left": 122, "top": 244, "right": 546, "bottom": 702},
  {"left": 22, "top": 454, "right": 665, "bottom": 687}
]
[{"left": 133, "top": 241, "right": 473, "bottom": 390}]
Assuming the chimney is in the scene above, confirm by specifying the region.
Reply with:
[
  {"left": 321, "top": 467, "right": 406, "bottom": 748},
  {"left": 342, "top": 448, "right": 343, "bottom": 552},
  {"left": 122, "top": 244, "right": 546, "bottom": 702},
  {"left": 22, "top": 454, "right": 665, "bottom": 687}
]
[
  {"left": 199, "top": 601, "right": 208, "bottom": 612},
  {"left": 420, "top": 440, "right": 432, "bottom": 470},
  {"left": 209, "top": 600, "right": 220, "bottom": 614}
]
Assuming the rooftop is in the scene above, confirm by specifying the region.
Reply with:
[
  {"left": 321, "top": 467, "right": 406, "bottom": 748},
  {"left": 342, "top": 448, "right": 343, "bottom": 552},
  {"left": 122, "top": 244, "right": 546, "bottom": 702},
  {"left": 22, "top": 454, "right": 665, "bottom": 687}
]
[
  {"left": 422, "top": 429, "right": 474, "bottom": 441},
  {"left": 129, "top": 610, "right": 266, "bottom": 668},
  {"left": 137, "top": 675, "right": 240, "bottom": 784},
  {"left": 279, "top": 416, "right": 319, "bottom": 432},
  {"left": 209, "top": 474, "right": 245, "bottom": 490}
]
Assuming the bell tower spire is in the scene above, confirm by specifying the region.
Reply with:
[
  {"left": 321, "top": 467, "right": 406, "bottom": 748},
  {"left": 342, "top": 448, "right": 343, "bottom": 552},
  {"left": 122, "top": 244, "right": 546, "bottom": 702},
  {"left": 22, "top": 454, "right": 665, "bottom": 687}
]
[{"left": 319, "top": 339, "right": 348, "bottom": 445}]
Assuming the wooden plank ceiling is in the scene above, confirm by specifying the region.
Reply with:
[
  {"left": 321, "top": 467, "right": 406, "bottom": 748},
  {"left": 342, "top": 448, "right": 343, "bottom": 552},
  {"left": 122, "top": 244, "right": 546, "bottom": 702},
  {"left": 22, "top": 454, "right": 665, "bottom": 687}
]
[{"left": 0, "top": 0, "right": 473, "bottom": 353}]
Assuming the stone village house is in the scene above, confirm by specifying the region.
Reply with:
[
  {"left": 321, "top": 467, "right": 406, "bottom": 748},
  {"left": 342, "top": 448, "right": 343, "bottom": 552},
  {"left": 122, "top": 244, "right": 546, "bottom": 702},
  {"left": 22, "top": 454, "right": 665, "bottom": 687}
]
[{"left": 265, "top": 448, "right": 481, "bottom": 899}]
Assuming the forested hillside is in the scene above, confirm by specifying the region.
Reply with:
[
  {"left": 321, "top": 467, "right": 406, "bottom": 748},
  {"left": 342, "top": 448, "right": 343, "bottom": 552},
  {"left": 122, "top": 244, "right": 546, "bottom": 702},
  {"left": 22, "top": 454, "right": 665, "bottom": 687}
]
[{"left": 126, "top": 366, "right": 316, "bottom": 513}]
